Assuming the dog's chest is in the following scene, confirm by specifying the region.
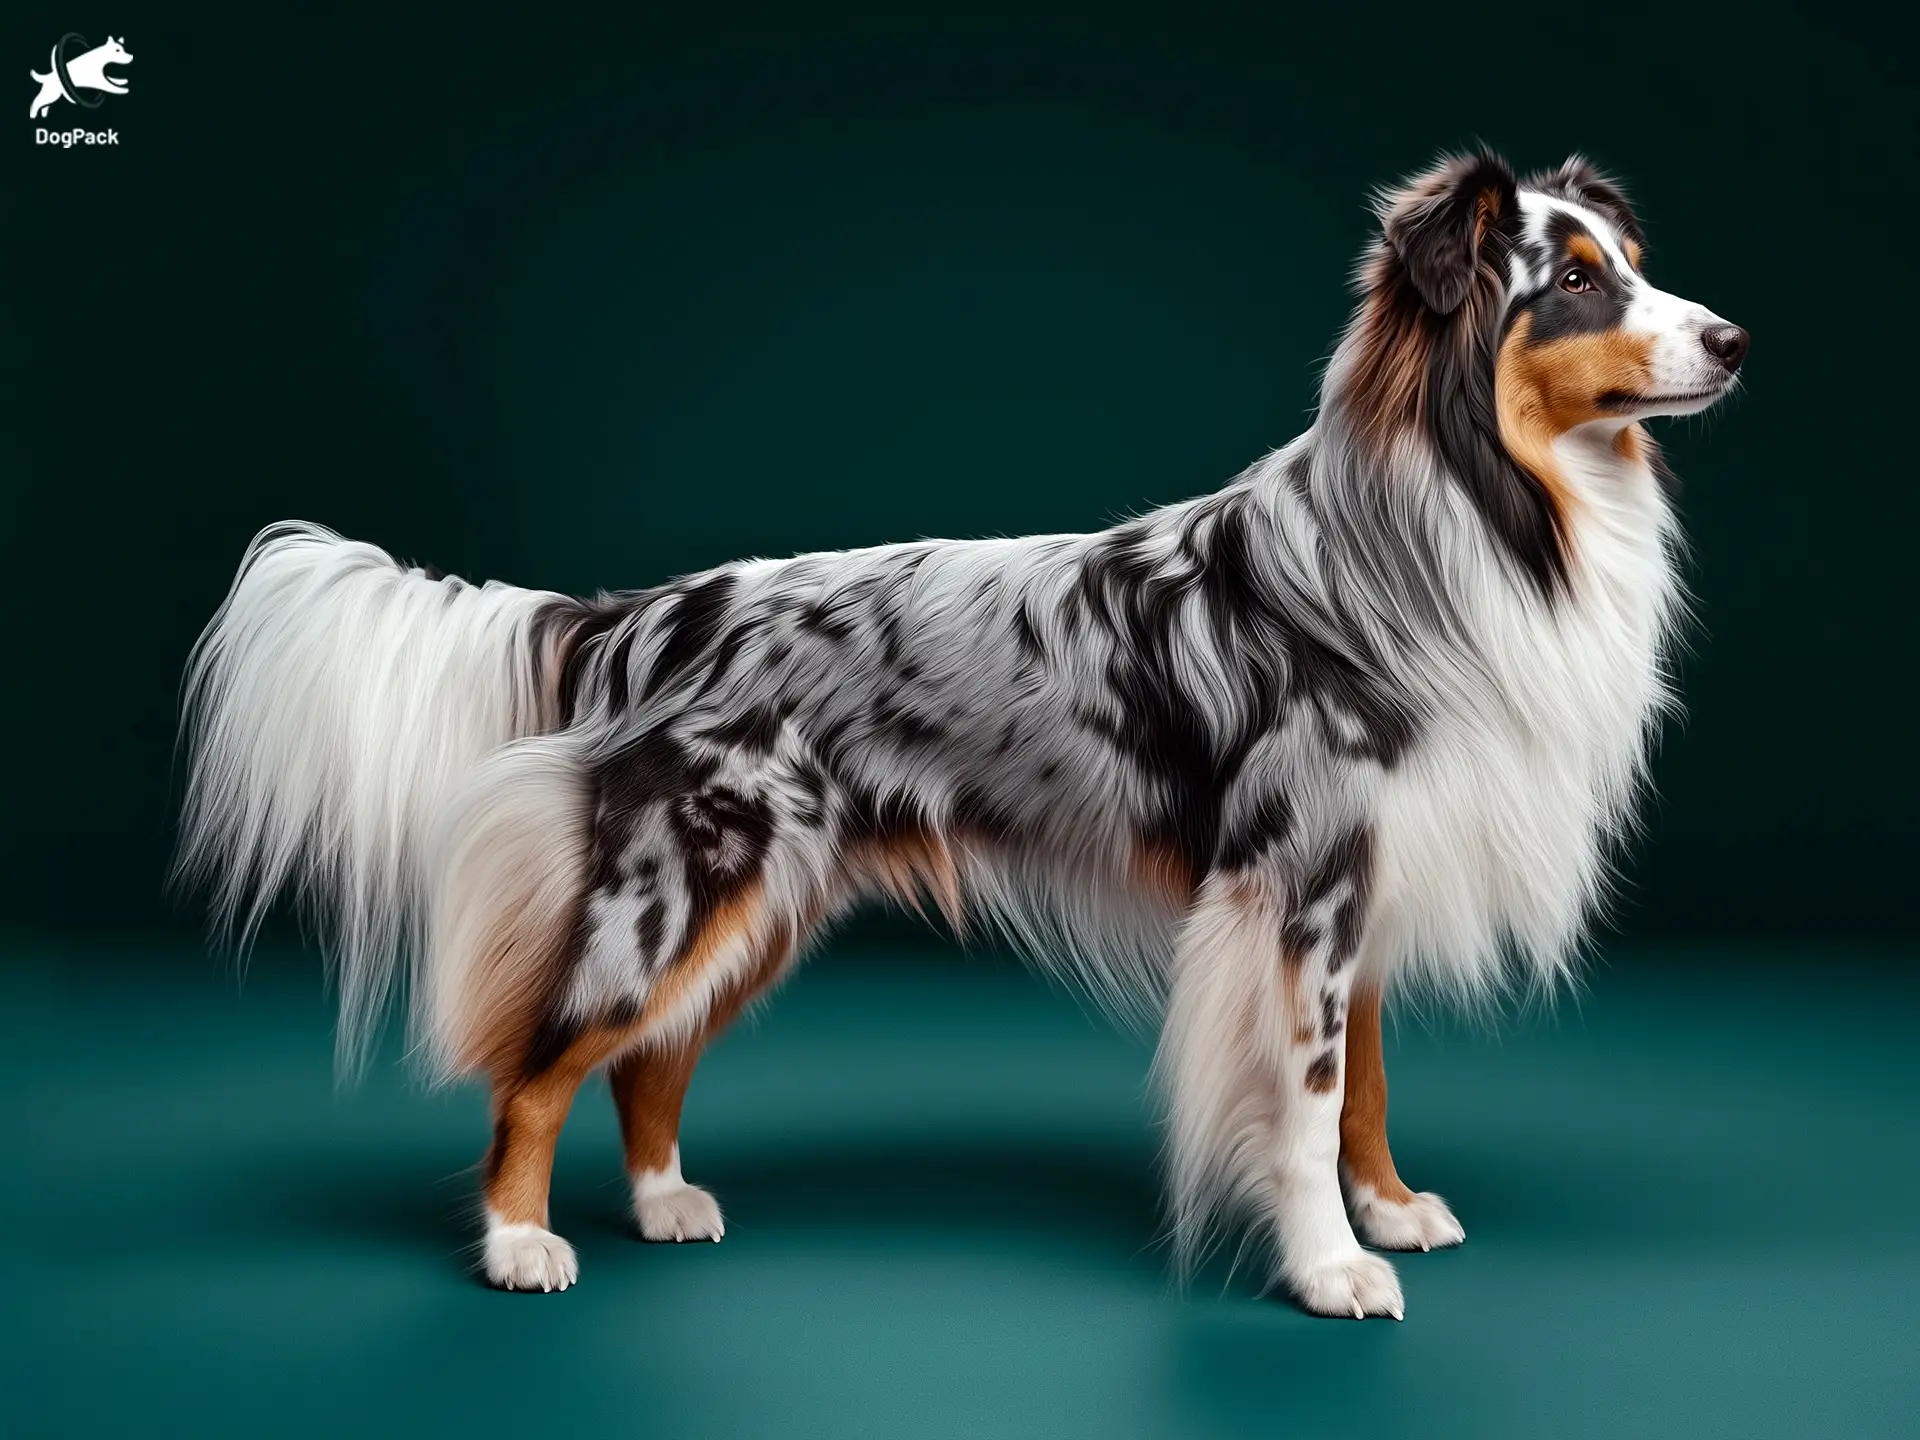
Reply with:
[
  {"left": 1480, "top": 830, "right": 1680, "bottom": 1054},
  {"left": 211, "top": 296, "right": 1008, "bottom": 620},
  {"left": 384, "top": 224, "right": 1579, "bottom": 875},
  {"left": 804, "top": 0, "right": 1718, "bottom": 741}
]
[{"left": 1372, "top": 454, "right": 1680, "bottom": 977}]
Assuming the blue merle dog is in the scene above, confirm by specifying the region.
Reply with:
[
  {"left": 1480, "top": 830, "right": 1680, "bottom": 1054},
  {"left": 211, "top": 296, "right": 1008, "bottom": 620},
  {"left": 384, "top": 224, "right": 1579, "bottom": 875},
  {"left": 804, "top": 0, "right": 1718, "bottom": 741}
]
[{"left": 179, "top": 150, "right": 1745, "bottom": 1316}]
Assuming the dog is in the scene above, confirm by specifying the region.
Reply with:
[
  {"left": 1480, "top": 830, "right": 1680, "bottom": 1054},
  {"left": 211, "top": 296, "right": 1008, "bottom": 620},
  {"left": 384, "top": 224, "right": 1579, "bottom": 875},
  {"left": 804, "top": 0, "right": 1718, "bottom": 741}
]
[
  {"left": 28, "top": 35, "right": 130, "bottom": 119},
  {"left": 178, "top": 150, "right": 1744, "bottom": 1317}
]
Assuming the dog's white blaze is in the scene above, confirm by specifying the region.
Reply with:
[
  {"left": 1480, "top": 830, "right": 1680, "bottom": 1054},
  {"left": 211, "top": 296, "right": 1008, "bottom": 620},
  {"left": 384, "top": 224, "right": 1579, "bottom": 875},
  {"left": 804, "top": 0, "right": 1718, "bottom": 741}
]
[{"left": 1519, "top": 194, "right": 1639, "bottom": 273}]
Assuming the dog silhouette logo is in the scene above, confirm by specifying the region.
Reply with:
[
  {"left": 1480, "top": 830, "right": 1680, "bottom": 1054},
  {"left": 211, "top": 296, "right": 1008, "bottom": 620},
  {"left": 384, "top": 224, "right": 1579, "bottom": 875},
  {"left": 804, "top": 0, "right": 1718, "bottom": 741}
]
[{"left": 29, "top": 33, "right": 131, "bottom": 119}]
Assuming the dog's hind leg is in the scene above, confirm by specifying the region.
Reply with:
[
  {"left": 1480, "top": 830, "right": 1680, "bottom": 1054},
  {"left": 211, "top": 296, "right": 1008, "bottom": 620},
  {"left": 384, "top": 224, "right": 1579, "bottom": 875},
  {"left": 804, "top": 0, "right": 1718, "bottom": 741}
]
[
  {"left": 481, "top": 1022, "right": 641, "bottom": 1292},
  {"left": 609, "top": 928, "right": 793, "bottom": 1243},
  {"left": 1339, "top": 982, "right": 1465, "bottom": 1252},
  {"left": 476, "top": 887, "right": 795, "bottom": 1287},
  {"left": 610, "top": 1041, "right": 719, "bottom": 1242}
]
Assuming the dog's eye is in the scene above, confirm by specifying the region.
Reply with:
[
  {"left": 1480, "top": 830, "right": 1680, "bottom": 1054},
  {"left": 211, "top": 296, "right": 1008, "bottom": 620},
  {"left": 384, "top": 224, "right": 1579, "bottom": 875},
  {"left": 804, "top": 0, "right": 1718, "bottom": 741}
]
[{"left": 1559, "top": 268, "right": 1595, "bottom": 294}]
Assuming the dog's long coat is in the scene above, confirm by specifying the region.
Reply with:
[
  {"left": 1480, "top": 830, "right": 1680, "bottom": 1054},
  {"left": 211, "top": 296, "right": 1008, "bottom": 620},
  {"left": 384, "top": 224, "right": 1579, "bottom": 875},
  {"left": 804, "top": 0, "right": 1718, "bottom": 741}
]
[{"left": 179, "top": 151, "right": 1744, "bottom": 1316}]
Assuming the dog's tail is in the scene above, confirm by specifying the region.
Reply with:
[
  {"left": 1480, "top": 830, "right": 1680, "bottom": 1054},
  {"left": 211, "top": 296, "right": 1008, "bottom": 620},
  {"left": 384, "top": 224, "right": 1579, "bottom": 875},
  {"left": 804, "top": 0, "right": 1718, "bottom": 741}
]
[{"left": 177, "top": 522, "right": 597, "bottom": 1076}]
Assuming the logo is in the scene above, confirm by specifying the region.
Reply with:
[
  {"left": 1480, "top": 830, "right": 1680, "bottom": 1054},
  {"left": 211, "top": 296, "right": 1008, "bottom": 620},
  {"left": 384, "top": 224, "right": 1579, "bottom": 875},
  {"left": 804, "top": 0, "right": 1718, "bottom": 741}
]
[{"left": 29, "top": 32, "right": 130, "bottom": 146}]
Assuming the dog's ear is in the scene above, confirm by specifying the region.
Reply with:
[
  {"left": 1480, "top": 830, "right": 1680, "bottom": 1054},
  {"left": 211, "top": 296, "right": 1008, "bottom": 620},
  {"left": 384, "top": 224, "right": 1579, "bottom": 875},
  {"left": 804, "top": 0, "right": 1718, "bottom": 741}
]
[
  {"left": 1375, "top": 151, "right": 1518, "bottom": 315},
  {"left": 1527, "top": 155, "right": 1643, "bottom": 255}
]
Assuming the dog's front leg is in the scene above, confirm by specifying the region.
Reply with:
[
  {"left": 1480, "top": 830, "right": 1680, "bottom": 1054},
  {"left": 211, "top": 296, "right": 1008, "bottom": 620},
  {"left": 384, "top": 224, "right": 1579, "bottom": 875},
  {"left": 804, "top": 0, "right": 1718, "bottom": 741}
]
[
  {"left": 1160, "top": 845, "right": 1403, "bottom": 1319},
  {"left": 1266, "top": 934, "right": 1399, "bottom": 1318}
]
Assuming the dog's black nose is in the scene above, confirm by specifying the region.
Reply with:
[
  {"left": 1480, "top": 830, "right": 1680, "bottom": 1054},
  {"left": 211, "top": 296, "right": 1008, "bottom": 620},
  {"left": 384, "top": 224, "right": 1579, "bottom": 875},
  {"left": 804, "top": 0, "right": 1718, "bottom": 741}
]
[{"left": 1701, "top": 324, "right": 1749, "bottom": 373}]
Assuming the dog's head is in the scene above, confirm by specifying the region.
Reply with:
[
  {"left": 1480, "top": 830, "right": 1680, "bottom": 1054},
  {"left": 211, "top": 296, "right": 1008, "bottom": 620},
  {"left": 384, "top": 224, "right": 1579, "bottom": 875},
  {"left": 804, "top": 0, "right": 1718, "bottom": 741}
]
[
  {"left": 1335, "top": 149, "right": 1743, "bottom": 588},
  {"left": 101, "top": 36, "right": 132, "bottom": 65}
]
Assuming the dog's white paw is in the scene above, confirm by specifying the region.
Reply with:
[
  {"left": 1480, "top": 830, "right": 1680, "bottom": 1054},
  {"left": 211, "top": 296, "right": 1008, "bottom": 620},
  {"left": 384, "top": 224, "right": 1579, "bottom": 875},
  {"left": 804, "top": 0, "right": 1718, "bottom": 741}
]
[
  {"left": 483, "top": 1219, "right": 579, "bottom": 1292},
  {"left": 635, "top": 1181, "right": 726, "bottom": 1243},
  {"left": 1350, "top": 1187, "right": 1466, "bottom": 1253},
  {"left": 1289, "top": 1248, "right": 1405, "bottom": 1320}
]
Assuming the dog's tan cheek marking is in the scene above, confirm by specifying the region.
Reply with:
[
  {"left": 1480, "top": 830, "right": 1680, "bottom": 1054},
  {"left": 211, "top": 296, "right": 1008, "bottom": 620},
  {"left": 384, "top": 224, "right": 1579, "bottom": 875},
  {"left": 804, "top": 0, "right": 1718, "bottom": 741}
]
[
  {"left": 1338, "top": 985, "right": 1415, "bottom": 1203},
  {"left": 1532, "top": 326, "right": 1656, "bottom": 425},
  {"left": 1497, "top": 313, "right": 1655, "bottom": 521},
  {"left": 1496, "top": 315, "right": 1572, "bottom": 521},
  {"left": 1623, "top": 237, "right": 1643, "bottom": 272}
]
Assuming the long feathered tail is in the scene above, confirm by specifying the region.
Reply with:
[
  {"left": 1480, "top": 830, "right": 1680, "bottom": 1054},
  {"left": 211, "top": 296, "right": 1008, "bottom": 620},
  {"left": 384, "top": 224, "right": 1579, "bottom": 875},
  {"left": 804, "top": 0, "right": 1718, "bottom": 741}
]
[{"left": 176, "top": 522, "right": 591, "bottom": 1075}]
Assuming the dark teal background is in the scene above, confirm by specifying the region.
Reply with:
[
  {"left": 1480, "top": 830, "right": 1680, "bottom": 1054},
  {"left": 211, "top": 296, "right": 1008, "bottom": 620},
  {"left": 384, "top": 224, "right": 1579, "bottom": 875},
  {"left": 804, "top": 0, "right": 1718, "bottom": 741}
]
[
  {"left": 4, "top": 3, "right": 1917, "bottom": 1437},
  {"left": 5, "top": 0, "right": 1917, "bottom": 941}
]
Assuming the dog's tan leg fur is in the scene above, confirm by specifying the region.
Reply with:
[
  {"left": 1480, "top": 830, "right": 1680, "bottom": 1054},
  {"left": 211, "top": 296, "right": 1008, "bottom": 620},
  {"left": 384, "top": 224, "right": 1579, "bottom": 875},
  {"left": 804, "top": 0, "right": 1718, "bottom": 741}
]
[
  {"left": 607, "top": 939, "right": 788, "bottom": 1242},
  {"left": 479, "top": 1023, "right": 640, "bottom": 1291},
  {"left": 608, "top": 1040, "right": 723, "bottom": 1242},
  {"left": 485, "top": 1032, "right": 623, "bottom": 1230},
  {"left": 1339, "top": 984, "right": 1465, "bottom": 1252},
  {"left": 611, "top": 1042, "right": 703, "bottom": 1184},
  {"left": 1338, "top": 985, "right": 1414, "bottom": 1204}
]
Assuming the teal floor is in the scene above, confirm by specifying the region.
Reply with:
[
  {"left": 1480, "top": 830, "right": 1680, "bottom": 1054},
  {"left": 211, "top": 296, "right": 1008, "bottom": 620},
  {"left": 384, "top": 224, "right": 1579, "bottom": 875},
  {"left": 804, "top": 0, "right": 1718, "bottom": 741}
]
[{"left": 3, "top": 938, "right": 1916, "bottom": 1438}]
